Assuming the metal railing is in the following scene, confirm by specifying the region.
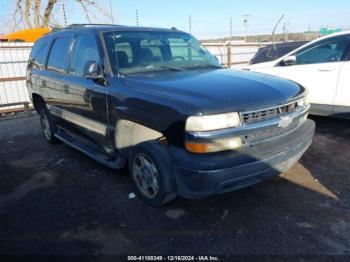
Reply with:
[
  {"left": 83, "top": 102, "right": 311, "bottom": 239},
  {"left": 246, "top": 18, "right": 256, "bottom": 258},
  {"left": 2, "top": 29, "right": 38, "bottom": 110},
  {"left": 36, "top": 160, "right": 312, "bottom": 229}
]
[
  {"left": 202, "top": 42, "right": 262, "bottom": 67},
  {"left": 0, "top": 41, "right": 260, "bottom": 115}
]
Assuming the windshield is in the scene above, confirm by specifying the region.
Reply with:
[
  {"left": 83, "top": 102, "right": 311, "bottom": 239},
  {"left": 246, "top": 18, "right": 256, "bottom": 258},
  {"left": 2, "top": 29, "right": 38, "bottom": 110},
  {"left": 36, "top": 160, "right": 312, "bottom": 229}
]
[{"left": 104, "top": 31, "right": 222, "bottom": 75}]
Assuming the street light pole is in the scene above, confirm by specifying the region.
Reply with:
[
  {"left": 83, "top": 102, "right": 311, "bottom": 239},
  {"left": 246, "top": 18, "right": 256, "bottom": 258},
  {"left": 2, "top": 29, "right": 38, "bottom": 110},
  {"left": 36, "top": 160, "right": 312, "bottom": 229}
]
[
  {"left": 243, "top": 14, "right": 250, "bottom": 42},
  {"left": 230, "top": 18, "right": 232, "bottom": 41},
  {"left": 109, "top": 0, "right": 114, "bottom": 23},
  {"left": 136, "top": 10, "right": 139, "bottom": 26}
]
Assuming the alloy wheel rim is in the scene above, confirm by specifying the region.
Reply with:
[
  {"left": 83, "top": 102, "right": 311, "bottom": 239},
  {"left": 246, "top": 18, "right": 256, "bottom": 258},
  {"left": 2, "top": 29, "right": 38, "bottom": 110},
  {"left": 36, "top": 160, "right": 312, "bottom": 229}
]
[
  {"left": 132, "top": 153, "right": 159, "bottom": 199},
  {"left": 41, "top": 114, "right": 51, "bottom": 139}
]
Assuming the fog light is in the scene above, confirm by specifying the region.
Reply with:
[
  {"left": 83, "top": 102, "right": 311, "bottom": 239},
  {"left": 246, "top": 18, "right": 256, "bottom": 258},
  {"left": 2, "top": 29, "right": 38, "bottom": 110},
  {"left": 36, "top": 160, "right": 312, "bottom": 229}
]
[{"left": 185, "top": 137, "right": 242, "bottom": 153}]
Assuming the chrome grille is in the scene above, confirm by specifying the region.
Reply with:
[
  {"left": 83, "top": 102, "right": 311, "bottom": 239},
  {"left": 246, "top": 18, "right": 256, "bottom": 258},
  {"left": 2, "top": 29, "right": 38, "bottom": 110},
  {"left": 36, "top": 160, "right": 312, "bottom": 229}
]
[
  {"left": 244, "top": 116, "right": 302, "bottom": 144},
  {"left": 242, "top": 102, "right": 298, "bottom": 125}
]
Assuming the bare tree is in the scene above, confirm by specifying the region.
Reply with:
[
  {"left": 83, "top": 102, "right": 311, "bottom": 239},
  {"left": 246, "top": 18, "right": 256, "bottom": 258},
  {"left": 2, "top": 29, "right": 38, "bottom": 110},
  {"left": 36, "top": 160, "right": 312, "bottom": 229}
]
[
  {"left": 41, "top": 0, "right": 58, "bottom": 27},
  {"left": 33, "top": 0, "right": 41, "bottom": 27},
  {"left": 10, "top": 0, "right": 111, "bottom": 29},
  {"left": 24, "top": 0, "right": 33, "bottom": 28}
]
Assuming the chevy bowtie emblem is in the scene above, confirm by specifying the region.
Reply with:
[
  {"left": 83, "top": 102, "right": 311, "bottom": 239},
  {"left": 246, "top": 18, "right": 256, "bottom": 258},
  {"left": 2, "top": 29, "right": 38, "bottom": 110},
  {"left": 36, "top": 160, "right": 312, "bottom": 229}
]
[{"left": 278, "top": 116, "right": 293, "bottom": 128}]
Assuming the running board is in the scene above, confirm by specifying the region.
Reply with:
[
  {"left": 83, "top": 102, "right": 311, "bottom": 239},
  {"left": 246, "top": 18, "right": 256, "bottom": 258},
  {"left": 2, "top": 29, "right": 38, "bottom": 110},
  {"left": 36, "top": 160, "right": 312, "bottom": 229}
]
[{"left": 54, "top": 128, "right": 125, "bottom": 169}]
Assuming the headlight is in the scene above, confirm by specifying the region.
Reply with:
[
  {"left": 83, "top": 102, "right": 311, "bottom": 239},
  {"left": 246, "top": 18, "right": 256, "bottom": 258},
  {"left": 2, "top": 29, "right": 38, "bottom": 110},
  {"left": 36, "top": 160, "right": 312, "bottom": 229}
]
[
  {"left": 297, "top": 95, "right": 310, "bottom": 123},
  {"left": 185, "top": 112, "right": 241, "bottom": 132},
  {"left": 297, "top": 94, "right": 310, "bottom": 107},
  {"left": 185, "top": 137, "right": 242, "bottom": 153}
]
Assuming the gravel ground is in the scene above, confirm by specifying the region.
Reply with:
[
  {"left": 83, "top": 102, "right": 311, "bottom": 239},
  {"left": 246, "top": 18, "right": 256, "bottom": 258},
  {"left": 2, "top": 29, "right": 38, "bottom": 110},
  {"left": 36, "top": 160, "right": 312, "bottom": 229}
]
[{"left": 0, "top": 113, "right": 349, "bottom": 257}]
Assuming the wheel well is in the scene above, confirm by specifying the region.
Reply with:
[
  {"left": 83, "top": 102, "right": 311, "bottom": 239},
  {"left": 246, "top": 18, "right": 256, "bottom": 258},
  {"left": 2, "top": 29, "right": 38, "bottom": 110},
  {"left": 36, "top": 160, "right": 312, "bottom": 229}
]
[{"left": 32, "top": 93, "right": 45, "bottom": 114}]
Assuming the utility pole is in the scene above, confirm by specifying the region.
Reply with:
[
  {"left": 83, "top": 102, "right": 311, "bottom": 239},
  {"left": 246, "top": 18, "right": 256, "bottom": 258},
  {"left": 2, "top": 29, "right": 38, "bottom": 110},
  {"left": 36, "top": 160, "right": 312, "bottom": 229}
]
[
  {"left": 62, "top": 3, "right": 67, "bottom": 27},
  {"left": 109, "top": 0, "right": 114, "bottom": 23},
  {"left": 188, "top": 14, "right": 192, "bottom": 34},
  {"left": 308, "top": 24, "right": 311, "bottom": 40},
  {"left": 243, "top": 15, "right": 250, "bottom": 42},
  {"left": 136, "top": 9, "right": 139, "bottom": 27},
  {"left": 230, "top": 18, "right": 233, "bottom": 41},
  {"left": 283, "top": 22, "right": 289, "bottom": 42}
]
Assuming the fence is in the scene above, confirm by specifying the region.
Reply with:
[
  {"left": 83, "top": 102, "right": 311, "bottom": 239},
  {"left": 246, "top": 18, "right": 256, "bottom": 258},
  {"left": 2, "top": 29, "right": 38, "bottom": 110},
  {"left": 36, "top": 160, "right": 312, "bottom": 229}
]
[
  {"left": 0, "top": 42, "right": 33, "bottom": 114},
  {"left": 203, "top": 42, "right": 262, "bottom": 68},
  {"left": 0, "top": 41, "right": 260, "bottom": 115}
]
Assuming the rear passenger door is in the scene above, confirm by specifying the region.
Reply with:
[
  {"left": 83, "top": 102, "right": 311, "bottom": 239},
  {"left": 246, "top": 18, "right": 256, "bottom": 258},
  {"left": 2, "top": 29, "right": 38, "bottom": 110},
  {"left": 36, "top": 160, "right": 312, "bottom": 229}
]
[{"left": 43, "top": 36, "right": 73, "bottom": 115}]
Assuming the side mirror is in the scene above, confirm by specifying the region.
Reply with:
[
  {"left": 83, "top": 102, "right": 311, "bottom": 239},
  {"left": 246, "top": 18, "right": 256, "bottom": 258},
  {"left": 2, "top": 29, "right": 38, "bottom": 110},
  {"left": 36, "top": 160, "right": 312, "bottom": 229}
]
[
  {"left": 282, "top": 55, "right": 297, "bottom": 66},
  {"left": 84, "top": 61, "right": 104, "bottom": 80}
]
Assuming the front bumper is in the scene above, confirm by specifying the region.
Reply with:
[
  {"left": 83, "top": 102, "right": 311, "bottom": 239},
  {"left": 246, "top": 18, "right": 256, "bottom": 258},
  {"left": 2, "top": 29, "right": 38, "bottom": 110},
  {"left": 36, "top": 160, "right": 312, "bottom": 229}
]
[{"left": 171, "top": 119, "right": 315, "bottom": 199}]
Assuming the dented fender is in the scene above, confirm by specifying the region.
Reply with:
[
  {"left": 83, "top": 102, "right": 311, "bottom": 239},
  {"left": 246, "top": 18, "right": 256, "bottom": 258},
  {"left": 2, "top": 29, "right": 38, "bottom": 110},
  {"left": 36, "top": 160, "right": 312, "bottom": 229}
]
[{"left": 115, "top": 119, "right": 163, "bottom": 150}]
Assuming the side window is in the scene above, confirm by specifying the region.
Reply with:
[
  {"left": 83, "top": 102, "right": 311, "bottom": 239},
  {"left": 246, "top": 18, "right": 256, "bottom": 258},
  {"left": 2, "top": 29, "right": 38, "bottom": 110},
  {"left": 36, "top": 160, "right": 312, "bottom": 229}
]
[
  {"left": 266, "top": 48, "right": 277, "bottom": 59},
  {"left": 296, "top": 36, "right": 349, "bottom": 65},
  {"left": 47, "top": 36, "right": 71, "bottom": 73},
  {"left": 69, "top": 35, "right": 100, "bottom": 76},
  {"left": 276, "top": 46, "right": 297, "bottom": 58},
  {"left": 252, "top": 48, "right": 270, "bottom": 64},
  {"left": 29, "top": 38, "right": 48, "bottom": 69}
]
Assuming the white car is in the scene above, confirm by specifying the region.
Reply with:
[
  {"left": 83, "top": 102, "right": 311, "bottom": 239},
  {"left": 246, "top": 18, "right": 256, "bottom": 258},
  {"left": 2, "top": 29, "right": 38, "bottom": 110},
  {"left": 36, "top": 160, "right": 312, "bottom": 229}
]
[{"left": 245, "top": 31, "right": 350, "bottom": 119}]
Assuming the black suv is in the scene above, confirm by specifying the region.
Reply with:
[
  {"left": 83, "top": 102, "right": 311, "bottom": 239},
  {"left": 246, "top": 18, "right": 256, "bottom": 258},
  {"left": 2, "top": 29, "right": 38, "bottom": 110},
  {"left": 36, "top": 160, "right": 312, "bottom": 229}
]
[{"left": 27, "top": 24, "right": 315, "bottom": 206}]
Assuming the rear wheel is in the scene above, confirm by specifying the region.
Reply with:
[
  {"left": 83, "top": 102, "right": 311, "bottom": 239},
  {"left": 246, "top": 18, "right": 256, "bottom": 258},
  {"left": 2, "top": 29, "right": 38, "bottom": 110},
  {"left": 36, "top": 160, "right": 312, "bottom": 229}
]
[
  {"left": 40, "top": 107, "right": 60, "bottom": 144},
  {"left": 129, "top": 141, "right": 177, "bottom": 206}
]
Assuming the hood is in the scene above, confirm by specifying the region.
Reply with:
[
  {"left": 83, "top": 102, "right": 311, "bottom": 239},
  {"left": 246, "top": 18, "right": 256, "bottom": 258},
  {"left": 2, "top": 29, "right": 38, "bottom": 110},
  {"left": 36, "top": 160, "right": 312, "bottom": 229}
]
[
  {"left": 121, "top": 68, "right": 305, "bottom": 115},
  {"left": 244, "top": 60, "right": 278, "bottom": 70}
]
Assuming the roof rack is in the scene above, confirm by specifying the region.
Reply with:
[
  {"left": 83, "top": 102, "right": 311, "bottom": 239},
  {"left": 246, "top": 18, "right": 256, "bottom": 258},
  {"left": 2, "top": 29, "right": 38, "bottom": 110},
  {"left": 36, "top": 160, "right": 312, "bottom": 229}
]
[
  {"left": 50, "top": 24, "right": 123, "bottom": 33},
  {"left": 67, "top": 24, "right": 121, "bottom": 29}
]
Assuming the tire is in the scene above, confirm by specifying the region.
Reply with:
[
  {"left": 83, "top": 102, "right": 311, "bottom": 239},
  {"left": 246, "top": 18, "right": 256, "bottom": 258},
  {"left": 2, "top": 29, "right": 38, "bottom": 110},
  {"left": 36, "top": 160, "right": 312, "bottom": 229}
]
[
  {"left": 128, "top": 141, "right": 177, "bottom": 207},
  {"left": 40, "top": 107, "right": 60, "bottom": 144}
]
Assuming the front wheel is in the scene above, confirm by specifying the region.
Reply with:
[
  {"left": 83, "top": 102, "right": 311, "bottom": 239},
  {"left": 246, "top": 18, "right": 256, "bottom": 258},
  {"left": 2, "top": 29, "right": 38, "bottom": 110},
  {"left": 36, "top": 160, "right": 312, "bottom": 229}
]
[
  {"left": 40, "top": 108, "right": 60, "bottom": 144},
  {"left": 128, "top": 141, "right": 177, "bottom": 207}
]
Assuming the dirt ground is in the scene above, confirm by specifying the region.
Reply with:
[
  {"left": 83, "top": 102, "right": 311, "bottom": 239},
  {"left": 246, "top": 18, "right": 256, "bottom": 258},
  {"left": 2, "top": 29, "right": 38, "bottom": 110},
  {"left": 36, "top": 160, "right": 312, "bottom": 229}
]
[{"left": 0, "top": 113, "right": 349, "bottom": 257}]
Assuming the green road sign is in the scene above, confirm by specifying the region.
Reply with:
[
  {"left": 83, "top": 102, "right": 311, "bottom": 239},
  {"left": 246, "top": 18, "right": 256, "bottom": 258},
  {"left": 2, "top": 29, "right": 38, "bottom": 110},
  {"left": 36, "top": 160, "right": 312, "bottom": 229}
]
[{"left": 320, "top": 28, "right": 342, "bottom": 35}]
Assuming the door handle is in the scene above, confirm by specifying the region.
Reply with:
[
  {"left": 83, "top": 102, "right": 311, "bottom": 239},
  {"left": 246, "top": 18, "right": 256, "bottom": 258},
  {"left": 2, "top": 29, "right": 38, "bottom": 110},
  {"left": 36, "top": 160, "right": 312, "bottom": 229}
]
[
  {"left": 41, "top": 80, "right": 47, "bottom": 87},
  {"left": 63, "top": 85, "right": 69, "bottom": 94},
  {"left": 318, "top": 68, "right": 336, "bottom": 72}
]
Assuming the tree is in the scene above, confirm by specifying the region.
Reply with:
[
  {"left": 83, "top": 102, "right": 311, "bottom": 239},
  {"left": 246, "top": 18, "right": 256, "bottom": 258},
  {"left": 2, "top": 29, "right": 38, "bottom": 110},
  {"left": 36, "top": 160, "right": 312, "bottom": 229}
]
[{"left": 11, "top": 0, "right": 112, "bottom": 29}]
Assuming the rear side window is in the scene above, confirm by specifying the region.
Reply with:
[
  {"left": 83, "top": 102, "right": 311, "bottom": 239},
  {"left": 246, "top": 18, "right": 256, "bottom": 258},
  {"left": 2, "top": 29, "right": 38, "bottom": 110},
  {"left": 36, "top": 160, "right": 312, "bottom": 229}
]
[
  {"left": 250, "top": 48, "right": 269, "bottom": 64},
  {"left": 69, "top": 35, "right": 100, "bottom": 76},
  {"left": 276, "top": 46, "right": 297, "bottom": 58},
  {"left": 29, "top": 38, "right": 48, "bottom": 69},
  {"left": 47, "top": 36, "right": 71, "bottom": 73}
]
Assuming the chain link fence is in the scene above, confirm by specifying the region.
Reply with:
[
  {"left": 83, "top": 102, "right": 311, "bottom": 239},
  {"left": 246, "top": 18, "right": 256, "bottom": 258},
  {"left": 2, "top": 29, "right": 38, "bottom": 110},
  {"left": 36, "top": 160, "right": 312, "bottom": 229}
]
[{"left": 0, "top": 42, "right": 33, "bottom": 115}]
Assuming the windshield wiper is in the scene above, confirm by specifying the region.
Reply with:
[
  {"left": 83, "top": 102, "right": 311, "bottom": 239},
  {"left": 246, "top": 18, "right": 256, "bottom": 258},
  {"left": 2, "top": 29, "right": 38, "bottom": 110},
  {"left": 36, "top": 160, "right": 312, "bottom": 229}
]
[
  {"left": 185, "top": 64, "right": 223, "bottom": 70},
  {"left": 123, "top": 66, "right": 185, "bottom": 75},
  {"left": 155, "top": 65, "right": 185, "bottom": 71}
]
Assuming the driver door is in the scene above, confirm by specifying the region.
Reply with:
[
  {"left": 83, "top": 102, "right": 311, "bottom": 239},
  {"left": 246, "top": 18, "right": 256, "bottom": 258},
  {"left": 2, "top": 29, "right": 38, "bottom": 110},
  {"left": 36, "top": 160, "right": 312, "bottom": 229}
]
[{"left": 59, "top": 34, "right": 110, "bottom": 151}]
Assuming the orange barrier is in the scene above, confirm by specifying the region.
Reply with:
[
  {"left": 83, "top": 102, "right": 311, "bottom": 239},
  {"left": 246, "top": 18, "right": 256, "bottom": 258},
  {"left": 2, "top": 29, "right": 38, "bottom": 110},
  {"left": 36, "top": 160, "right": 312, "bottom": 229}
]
[{"left": 1, "top": 28, "right": 51, "bottom": 42}]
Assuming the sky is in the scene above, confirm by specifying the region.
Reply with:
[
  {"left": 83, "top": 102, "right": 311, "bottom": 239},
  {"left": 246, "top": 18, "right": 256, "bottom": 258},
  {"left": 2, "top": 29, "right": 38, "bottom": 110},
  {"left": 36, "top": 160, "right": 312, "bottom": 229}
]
[{"left": 2, "top": 0, "right": 350, "bottom": 39}]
